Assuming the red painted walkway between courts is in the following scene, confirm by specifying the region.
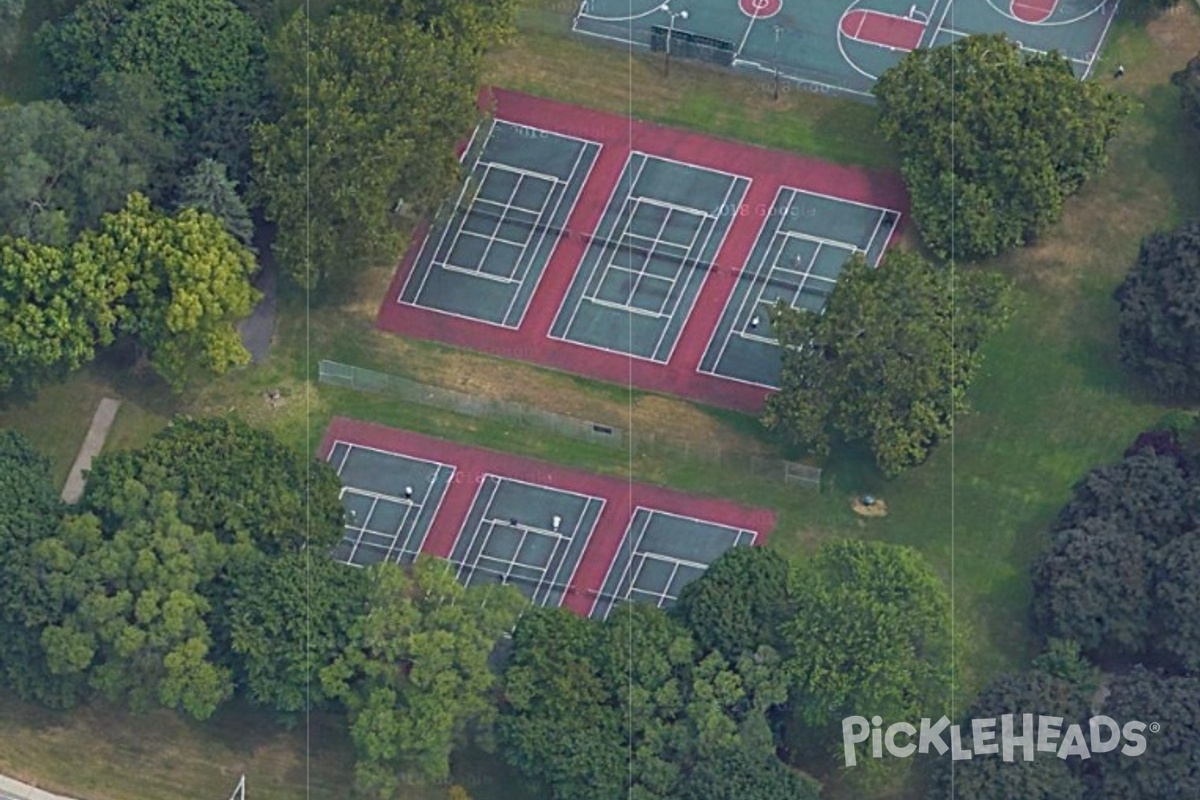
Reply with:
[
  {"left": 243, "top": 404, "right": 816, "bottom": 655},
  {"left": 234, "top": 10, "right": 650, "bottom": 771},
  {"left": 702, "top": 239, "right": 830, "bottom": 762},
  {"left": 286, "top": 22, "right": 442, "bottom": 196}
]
[
  {"left": 378, "top": 87, "right": 909, "bottom": 414},
  {"left": 321, "top": 417, "right": 777, "bottom": 616}
]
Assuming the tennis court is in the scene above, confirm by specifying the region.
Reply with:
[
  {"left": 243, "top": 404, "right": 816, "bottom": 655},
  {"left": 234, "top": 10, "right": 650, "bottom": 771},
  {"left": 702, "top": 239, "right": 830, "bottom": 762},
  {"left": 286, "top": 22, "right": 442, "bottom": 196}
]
[
  {"left": 590, "top": 508, "right": 757, "bottom": 619},
  {"left": 398, "top": 120, "right": 600, "bottom": 328},
  {"left": 380, "top": 90, "right": 908, "bottom": 413},
  {"left": 327, "top": 440, "right": 456, "bottom": 567},
  {"left": 699, "top": 186, "right": 899, "bottom": 388},
  {"left": 321, "top": 418, "right": 777, "bottom": 615},
  {"left": 549, "top": 153, "right": 748, "bottom": 362},
  {"left": 450, "top": 475, "right": 604, "bottom": 607},
  {"left": 573, "top": 0, "right": 1119, "bottom": 98}
]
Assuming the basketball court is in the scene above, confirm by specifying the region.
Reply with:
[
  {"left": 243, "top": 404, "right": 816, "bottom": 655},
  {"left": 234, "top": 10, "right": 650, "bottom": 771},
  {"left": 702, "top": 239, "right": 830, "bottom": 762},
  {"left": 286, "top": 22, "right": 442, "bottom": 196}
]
[{"left": 573, "top": 0, "right": 1119, "bottom": 98}]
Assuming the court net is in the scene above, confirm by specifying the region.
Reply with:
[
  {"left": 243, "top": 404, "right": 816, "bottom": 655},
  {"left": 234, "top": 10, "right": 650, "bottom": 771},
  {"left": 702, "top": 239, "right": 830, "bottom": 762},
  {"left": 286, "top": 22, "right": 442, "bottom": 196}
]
[{"left": 459, "top": 204, "right": 705, "bottom": 269}]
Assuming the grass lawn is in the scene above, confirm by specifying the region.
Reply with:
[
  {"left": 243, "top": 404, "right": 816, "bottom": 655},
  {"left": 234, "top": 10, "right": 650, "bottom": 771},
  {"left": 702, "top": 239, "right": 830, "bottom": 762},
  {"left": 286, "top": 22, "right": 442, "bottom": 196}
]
[{"left": 1, "top": 2, "right": 1198, "bottom": 799}]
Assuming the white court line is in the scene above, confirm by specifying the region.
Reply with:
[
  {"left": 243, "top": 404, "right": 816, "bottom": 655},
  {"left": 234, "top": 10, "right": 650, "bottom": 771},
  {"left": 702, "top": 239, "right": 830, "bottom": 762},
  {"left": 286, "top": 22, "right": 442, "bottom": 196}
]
[
  {"left": 706, "top": 188, "right": 800, "bottom": 374},
  {"left": 505, "top": 140, "right": 600, "bottom": 327},
  {"left": 589, "top": 296, "right": 665, "bottom": 318},
  {"left": 631, "top": 150, "right": 747, "bottom": 185},
  {"left": 861, "top": 210, "right": 891, "bottom": 265},
  {"left": 455, "top": 476, "right": 504, "bottom": 585},
  {"left": 931, "top": 25, "right": 1094, "bottom": 65},
  {"left": 650, "top": 175, "right": 747, "bottom": 363},
  {"left": 589, "top": 507, "right": 757, "bottom": 618},
  {"left": 332, "top": 441, "right": 457, "bottom": 479},
  {"left": 695, "top": 186, "right": 787, "bottom": 379},
  {"left": 470, "top": 169, "right": 558, "bottom": 277},
  {"left": 402, "top": 121, "right": 600, "bottom": 326},
  {"left": 915, "top": 0, "right": 948, "bottom": 49},
  {"left": 1084, "top": 0, "right": 1122, "bottom": 79},
  {"left": 438, "top": 261, "right": 521, "bottom": 285},
  {"left": 551, "top": 154, "right": 653, "bottom": 339}
]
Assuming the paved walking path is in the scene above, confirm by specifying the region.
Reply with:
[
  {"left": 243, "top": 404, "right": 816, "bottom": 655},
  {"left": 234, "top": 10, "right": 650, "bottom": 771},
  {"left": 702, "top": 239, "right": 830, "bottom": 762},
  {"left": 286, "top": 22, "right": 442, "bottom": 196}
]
[
  {"left": 60, "top": 398, "right": 121, "bottom": 504},
  {"left": 0, "top": 774, "right": 81, "bottom": 800}
]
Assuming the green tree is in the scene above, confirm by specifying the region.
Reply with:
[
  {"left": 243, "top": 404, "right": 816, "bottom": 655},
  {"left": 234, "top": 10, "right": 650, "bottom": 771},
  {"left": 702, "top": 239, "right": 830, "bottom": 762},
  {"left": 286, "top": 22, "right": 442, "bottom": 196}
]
[
  {"left": 78, "top": 70, "right": 180, "bottom": 203},
  {"left": 1090, "top": 669, "right": 1200, "bottom": 798},
  {"left": 320, "top": 557, "right": 525, "bottom": 797},
  {"left": 0, "top": 0, "right": 25, "bottom": 61},
  {"left": 500, "top": 603, "right": 801, "bottom": 800},
  {"left": 762, "top": 251, "right": 1011, "bottom": 476},
  {"left": 177, "top": 158, "right": 254, "bottom": 248},
  {"left": 673, "top": 545, "right": 790, "bottom": 658},
  {"left": 72, "top": 192, "right": 259, "bottom": 389},
  {"left": 0, "top": 430, "right": 84, "bottom": 708},
  {"left": 1031, "top": 449, "right": 1199, "bottom": 660},
  {"left": 1115, "top": 219, "right": 1200, "bottom": 402},
  {"left": 929, "top": 667, "right": 1092, "bottom": 800},
  {"left": 227, "top": 551, "right": 367, "bottom": 713},
  {"left": 39, "top": 0, "right": 262, "bottom": 128},
  {"left": 0, "top": 100, "right": 146, "bottom": 246},
  {"left": 680, "top": 745, "right": 821, "bottom": 800},
  {"left": 782, "top": 540, "right": 954, "bottom": 739},
  {"left": 874, "top": 34, "right": 1129, "bottom": 261},
  {"left": 82, "top": 415, "right": 345, "bottom": 558},
  {"left": 0, "top": 235, "right": 128, "bottom": 393},
  {"left": 253, "top": 1, "right": 512, "bottom": 287},
  {"left": 1174, "top": 54, "right": 1200, "bottom": 130},
  {"left": 34, "top": 487, "right": 233, "bottom": 719},
  {"left": 1154, "top": 531, "right": 1200, "bottom": 674}
]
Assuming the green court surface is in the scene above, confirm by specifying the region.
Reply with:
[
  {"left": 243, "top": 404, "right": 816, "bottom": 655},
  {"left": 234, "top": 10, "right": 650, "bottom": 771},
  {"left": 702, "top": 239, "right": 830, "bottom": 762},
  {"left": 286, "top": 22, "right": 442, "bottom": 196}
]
[
  {"left": 573, "top": 0, "right": 1119, "bottom": 98},
  {"left": 698, "top": 186, "right": 897, "bottom": 388},
  {"left": 449, "top": 475, "right": 605, "bottom": 608},
  {"left": 328, "top": 441, "right": 456, "bottom": 567},
  {"left": 398, "top": 119, "right": 600, "bottom": 327},
  {"left": 549, "top": 152, "right": 749, "bottom": 362},
  {"left": 589, "top": 508, "right": 757, "bottom": 620}
]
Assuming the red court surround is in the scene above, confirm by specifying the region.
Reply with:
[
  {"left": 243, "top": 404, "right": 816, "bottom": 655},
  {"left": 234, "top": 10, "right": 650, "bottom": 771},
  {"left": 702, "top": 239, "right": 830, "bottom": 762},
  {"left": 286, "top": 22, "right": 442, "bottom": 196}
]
[
  {"left": 378, "top": 88, "right": 909, "bottom": 414},
  {"left": 321, "top": 417, "right": 778, "bottom": 615}
]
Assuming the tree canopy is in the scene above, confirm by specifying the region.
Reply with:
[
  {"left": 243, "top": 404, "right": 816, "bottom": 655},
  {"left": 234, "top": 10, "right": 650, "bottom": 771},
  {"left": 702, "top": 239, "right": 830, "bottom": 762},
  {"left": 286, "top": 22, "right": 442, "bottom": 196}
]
[
  {"left": 38, "top": 0, "right": 263, "bottom": 131},
  {"left": 874, "top": 34, "right": 1129, "bottom": 261},
  {"left": 673, "top": 544, "right": 790, "bottom": 658},
  {"left": 1032, "top": 445, "right": 1200, "bottom": 667},
  {"left": 0, "top": 0, "right": 24, "bottom": 61},
  {"left": 762, "top": 250, "right": 1011, "bottom": 476},
  {"left": 499, "top": 603, "right": 809, "bottom": 800},
  {"left": 1174, "top": 54, "right": 1200, "bottom": 130},
  {"left": 930, "top": 665, "right": 1094, "bottom": 800},
  {"left": 781, "top": 539, "right": 955, "bottom": 744},
  {"left": 0, "top": 429, "right": 81, "bottom": 708},
  {"left": 1088, "top": 669, "right": 1200, "bottom": 798},
  {"left": 320, "top": 557, "right": 526, "bottom": 797},
  {"left": 72, "top": 192, "right": 259, "bottom": 389},
  {"left": 82, "top": 415, "right": 345, "bottom": 557},
  {"left": 228, "top": 551, "right": 367, "bottom": 713},
  {"left": 0, "top": 235, "right": 127, "bottom": 393},
  {"left": 253, "top": 0, "right": 515, "bottom": 288},
  {"left": 0, "top": 100, "right": 146, "bottom": 247},
  {"left": 34, "top": 487, "right": 233, "bottom": 720},
  {"left": 1115, "top": 219, "right": 1200, "bottom": 402}
]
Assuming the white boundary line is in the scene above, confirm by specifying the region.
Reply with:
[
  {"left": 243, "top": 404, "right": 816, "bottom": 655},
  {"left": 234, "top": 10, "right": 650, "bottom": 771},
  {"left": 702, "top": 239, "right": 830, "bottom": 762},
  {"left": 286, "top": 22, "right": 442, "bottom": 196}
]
[
  {"left": 588, "top": 506, "right": 758, "bottom": 618},
  {"left": 550, "top": 153, "right": 751, "bottom": 363},
  {"left": 333, "top": 460, "right": 455, "bottom": 566},
  {"left": 451, "top": 474, "right": 605, "bottom": 607},
  {"left": 398, "top": 121, "right": 602, "bottom": 330},
  {"left": 1082, "top": 0, "right": 1121, "bottom": 79},
  {"left": 696, "top": 186, "right": 900, "bottom": 386}
]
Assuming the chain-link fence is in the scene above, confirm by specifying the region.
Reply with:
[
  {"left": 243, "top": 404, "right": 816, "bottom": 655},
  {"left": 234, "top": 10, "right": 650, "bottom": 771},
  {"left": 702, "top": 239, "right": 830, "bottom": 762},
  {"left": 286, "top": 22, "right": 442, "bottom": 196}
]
[{"left": 318, "top": 360, "right": 821, "bottom": 489}]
